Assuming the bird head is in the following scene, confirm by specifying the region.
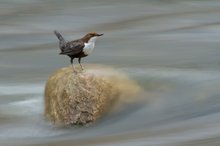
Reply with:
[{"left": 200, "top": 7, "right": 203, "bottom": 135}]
[
  {"left": 86, "top": 32, "right": 104, "bottom": 37},
  {"left": 82, "top": 32, "right": 103, "bottom": 43}
]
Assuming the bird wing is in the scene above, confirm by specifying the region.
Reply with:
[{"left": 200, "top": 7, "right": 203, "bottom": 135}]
[{"left": 60, "top": 40, "right": 84, "bottom": 55}]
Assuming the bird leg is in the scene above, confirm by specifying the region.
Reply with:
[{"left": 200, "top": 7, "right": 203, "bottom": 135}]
[
  {"left": 78, "top": 58, "right": 84, "bottom": 70},
  {"left": 70, "top": 58, "right": 76, "bottom": 73}
]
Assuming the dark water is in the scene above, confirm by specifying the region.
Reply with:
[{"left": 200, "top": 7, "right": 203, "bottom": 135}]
[{"left": 1, "top": 0, "right": 220, "bottom": 146}]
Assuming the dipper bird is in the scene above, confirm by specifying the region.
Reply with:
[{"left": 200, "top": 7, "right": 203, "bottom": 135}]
[{"left": 54, "top": 30, "right": 103, "bottom": 72}]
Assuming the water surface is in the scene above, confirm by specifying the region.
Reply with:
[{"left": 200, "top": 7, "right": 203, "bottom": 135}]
[{"left": 1, "top": 0, "right": 220, "bottom": 146}]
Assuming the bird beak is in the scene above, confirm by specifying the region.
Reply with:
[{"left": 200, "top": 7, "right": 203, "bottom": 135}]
[{"left": 97, "top": 33, "right": 104, "bottom": 36}]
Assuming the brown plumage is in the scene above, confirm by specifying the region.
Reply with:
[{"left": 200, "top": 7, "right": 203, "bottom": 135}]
[{"left": 54, "top": 31, "right": 103, "bottom": 72}]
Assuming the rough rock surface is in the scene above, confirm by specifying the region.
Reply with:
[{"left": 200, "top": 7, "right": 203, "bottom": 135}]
[{"left": 44, "top": 65, "right": 140, "bottom": 126}]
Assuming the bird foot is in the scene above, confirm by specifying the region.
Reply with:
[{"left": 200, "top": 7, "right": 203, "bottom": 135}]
[
  {"left": 72, "top": 69, "right": 85, "bottom": 75},
  {"left": 78, "top": 68, "right": 85, "bottom": 74},
  {"left": 80, "top": 70, "right": 85, "bottom": 74}
]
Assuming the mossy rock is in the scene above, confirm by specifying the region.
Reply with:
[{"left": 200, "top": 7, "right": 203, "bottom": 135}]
[{"left": 44, "top": 65, "right": 140, "bottom": 126}]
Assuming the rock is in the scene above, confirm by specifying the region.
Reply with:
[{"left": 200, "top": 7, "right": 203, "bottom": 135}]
[{"left": 44, "top": 65, "right": 140, "bottom": 126}]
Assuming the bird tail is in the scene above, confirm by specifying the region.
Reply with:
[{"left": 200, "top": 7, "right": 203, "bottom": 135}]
[
  {"left": 54, "top": 30, "right": 66, "bottom": 52},
  {"left": 54, "top": 30, "right": 65, "bottom": 42}
]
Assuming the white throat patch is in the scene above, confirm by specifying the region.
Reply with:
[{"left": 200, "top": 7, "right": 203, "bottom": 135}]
[{"left": 83, "top": 36, "right": 97, "bottom": 55}]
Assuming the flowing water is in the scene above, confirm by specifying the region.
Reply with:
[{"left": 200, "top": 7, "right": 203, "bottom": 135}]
[{"left": 1, "top": 0, "right": 220, "bottom": 146}]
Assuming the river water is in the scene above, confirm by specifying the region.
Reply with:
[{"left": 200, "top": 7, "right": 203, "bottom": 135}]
[{"left": 1, "top": 0, "right": 220, "bottom": 146}]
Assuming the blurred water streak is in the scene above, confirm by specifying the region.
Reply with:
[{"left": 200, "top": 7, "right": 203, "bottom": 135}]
[{"left": 0, "top": 0, "right": 220, "bottom": 146}]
